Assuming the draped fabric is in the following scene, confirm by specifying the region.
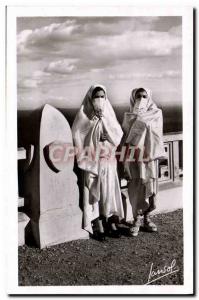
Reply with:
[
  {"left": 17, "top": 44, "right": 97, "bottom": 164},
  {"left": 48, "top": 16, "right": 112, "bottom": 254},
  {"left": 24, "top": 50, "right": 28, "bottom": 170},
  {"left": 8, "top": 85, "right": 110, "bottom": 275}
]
[
  {"left": 72, "top": 85, "right": 124, "bottom": 232},
  {"left": 122, "top": 88, "right": 165, "bottom": 162},
  {"left": 122, "top": 88, "right": 166, "bottom": 218}
]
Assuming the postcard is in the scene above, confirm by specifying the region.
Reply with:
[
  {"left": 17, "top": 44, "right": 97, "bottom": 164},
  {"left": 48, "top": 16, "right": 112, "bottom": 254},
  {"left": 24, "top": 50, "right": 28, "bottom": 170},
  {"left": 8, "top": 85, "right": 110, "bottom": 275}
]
[{"left": 5, "top": 4, "right": 193, "bottom": 295}]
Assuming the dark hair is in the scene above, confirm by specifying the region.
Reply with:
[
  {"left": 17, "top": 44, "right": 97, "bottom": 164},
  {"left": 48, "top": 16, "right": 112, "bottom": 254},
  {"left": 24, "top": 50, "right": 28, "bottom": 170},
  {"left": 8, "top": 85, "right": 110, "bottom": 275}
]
[
  {"left": 91, "top": 86, "right": 105, "bottom": 99},
  {"left": 135, "top": 88, "right": 147, "bottom": 97}
]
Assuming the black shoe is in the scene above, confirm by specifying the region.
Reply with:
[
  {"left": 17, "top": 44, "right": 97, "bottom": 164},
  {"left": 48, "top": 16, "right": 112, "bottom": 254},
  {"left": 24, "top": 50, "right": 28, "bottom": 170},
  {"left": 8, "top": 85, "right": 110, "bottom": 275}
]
[
  {"left": 108, "top": 229, "right": 121, "bottom": 238},
  {"left": 93, "top": 231, "right": 106, "bottom": 242}
]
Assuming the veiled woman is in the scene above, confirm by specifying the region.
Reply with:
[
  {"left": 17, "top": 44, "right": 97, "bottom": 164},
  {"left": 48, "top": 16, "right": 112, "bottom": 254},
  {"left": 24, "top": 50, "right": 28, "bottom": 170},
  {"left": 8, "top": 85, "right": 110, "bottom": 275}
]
[
  {"left": 72, "top": 85, "right": 124, "bottom": 240},
  {"left": 122, "top": 88, "right": 166, "bottom": 236}
]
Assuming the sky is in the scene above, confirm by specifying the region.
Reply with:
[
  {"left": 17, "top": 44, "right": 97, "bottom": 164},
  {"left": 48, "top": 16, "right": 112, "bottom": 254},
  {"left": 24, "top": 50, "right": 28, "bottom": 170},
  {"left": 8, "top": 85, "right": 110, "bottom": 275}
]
[{"left": 17, "top": 16, "right": 182, "bottom": 110}]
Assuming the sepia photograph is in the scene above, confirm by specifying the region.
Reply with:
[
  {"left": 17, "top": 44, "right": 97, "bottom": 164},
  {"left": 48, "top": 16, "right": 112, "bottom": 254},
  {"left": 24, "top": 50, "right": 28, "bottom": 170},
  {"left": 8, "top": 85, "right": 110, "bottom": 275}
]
[{"left": 5, "top": 5, "right": 193, "bottom": 295}]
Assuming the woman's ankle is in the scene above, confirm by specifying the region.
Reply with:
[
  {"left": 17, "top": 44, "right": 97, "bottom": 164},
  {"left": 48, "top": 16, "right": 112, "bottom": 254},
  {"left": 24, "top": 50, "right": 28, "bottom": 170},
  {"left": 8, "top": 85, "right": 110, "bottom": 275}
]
[
  {"left": 110, "top": 222, "right": 117, "bottom": 231},
  {"left": 93, "top": 218, "right": 105, "bottom": 233},
  {"left": 144, "top": 213, "right": 151, "bottom": 222},
  {"left": 97, "top": 219, "right": 104, "bottom": 233},
  {"left": 149, "top": 194, "right": 156, "bottom": 210}
]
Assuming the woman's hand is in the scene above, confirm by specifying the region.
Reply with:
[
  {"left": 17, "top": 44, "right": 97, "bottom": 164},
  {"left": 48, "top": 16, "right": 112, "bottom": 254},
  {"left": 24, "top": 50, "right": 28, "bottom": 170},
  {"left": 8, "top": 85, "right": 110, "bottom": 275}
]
[
  {"left": 100, "top": 132, "right": 108, "bottom": 142},
  {"left": 90, "top": 109, "right": 103, "bottom": 120},
  {"left": 90, "top": 111, "right": 97, "bottom": 120},
  {"left": 95, "top": 109, "right": 103, "bottom": 119}
]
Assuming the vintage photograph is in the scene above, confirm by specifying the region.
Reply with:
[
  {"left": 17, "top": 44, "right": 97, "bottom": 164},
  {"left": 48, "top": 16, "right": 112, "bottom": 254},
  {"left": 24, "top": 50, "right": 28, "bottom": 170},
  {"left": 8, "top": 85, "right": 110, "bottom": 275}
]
[{"left": 6, "top": 5, "right": 193, "bottom": 295}]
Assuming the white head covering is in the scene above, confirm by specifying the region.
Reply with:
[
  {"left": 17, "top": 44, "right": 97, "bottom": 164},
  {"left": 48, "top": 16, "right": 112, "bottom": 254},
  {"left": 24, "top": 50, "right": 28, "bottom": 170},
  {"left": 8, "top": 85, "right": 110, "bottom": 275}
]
[
  {"left": 122, "top": 88, "right": 158, "bottom": 134},
  {"left": 76, "top": 84, "right": 116, "bottom": 122},
  {"left": 130, "top": 88, "right": 156, "bottom": 113},
  {"left": 122, "top": 87, "right": 165, "bottom": 162},
  {"left": 72, "top": 84, "right": 123, "bottom": 172}
]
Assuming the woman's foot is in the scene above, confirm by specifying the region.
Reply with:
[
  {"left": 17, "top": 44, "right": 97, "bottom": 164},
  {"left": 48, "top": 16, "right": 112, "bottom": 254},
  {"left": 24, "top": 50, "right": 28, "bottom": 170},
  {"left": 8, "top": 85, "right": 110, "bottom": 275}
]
[
  {"left": 148, "top": 195, "right": 157, "bottom": 212},
  {"left": 129, "top": 215, "right": 142, "bottom": 237},
  {"left": 107, "top": 218, "right": 121, "bottom": 238},
  {"left": 94, "top": 231, "right": 106, "bottom": 241},
  {"left": 93, "top": 218, "right": 106, "bottom": 241},
  {"left": 108, "top": 227, "right": 121, "bottom": 238},
  {"left": 143, "top": 215, "right": 157, "bottom": 232}
]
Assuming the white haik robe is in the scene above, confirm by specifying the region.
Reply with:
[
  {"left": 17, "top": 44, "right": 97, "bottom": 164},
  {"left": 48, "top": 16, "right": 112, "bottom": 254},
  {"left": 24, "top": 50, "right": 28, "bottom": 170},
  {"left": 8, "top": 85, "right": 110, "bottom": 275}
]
[
  {"left": 72, "top": 85, "right": 124, "bottom": 233},
  {"left": 122, "top": 88, "right": 166, "bottom": 218}
]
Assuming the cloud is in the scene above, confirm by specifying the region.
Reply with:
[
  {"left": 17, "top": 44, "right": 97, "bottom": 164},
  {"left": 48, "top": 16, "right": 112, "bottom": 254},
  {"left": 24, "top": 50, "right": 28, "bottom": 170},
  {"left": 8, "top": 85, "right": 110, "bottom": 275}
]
[
  {"left": 17, "top": 17, "right": 182, "bottom": 109},
  {"left": 17, "top": 20, "right": 81, "bottom": 55},
  {"left": 108, "top": 70, "right": 181, "bottom": 80},
  {"left": 169, "top": 25, "right": 182, "bottom": 36},
  {"left": 45, "top": 96, "right": 65, "bottom": 102},
  {"left": 75, "top": 17, "right": 160, "bottom": 36},
  {"left": 143, "top": 70, "right": 181, "bottom": 79},
  {"left": 163, "top": 70, "right": 181, "bottom": 78},
  {"left": 90, "top": 68, "right": 104, "bottom": 73},
  {"left": 21, "top": 28, "right": 181, "bottom": 72},
  {"left": 18, "top": 95, "right": 33, "bottom": 102},
  {"left": 18, "top": 78, "right": 40, "bottom": 89},
  {"left": 17, "top": 29, "right": 33, "bottom": 56},
  {"left": 18, "top": 70, "right": 51, "bottom": 89},
  {"left": 44, "top": 59, "right": 77, "bottom": 74},
  {"left": 17, "top": 17, "right": 181, "bottom": 64},
  {"left": 32, "top": 70, "right": 51, "bottom": 79},
  {"left": 96, "top": 30, "right": 181, "bottom": 58},
  {"left": 17, "top": 17, "right": 159, "bottom": 54}
]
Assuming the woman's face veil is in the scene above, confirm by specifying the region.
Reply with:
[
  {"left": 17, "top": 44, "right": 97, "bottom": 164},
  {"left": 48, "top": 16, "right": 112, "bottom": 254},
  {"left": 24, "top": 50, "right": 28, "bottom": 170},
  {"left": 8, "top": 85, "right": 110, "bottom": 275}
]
[
  {"left": 130, "top": 88, "right": 153, "bottom": 113},
  {"left": 90, "top": 88, "right": 106, "bottom": 115},
  {"left": 82, "top": 85, "right": 107, "bottom": 118}
]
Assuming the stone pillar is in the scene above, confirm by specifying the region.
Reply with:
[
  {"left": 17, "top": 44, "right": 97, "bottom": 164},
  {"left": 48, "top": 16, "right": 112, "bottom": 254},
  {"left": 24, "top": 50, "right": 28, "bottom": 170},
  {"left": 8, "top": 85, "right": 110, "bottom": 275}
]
[{"left": 24, "top": 104, "right": 88, "bottom": 248}]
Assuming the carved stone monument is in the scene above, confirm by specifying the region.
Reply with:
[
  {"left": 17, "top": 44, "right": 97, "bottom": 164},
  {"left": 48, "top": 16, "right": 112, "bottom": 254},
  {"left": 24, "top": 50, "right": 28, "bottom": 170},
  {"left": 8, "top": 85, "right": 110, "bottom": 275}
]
[{"left": 24, "top": 104, "right": 88, "bottom": 248}]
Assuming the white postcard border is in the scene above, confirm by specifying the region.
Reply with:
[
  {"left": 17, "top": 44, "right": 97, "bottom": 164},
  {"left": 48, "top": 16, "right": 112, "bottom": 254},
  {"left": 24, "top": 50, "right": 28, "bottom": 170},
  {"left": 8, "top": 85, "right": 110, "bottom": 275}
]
[{"left": 5, "top": 4, "right": 193, "bottom": 295}]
